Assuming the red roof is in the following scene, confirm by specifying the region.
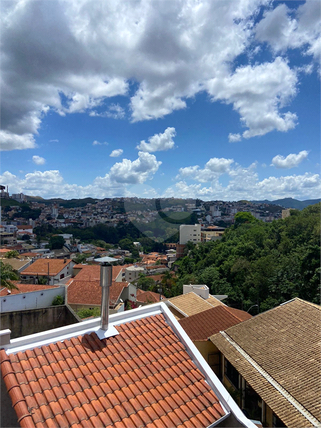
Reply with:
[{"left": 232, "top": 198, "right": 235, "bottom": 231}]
[
  {"left": 0, "top": 283, "right": 59, "bottom": 296},
  {"left": 73, "top": 264, "right": 132, "bottom": 282},
  {"left": 21, "top": 259, "right": 73, "bottom": 277},
  {"left": 0, "top": 313, "right": 226, "bottom": 427},
  {"left": 136, "top": 290, "right": 165, "bottom": 303},
  {"left": 179, "top": 305, "right": 252, "bottom": 341},
  {"left": 67, "top": 280, "right": 127, "bottom": 307}
]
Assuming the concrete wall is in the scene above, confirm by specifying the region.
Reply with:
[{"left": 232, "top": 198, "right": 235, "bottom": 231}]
[
  {"left": 179, "top": 224, "right": 201, "bottom": 245},
  {"left": 0, "top": 286, "right": 66, "bottom": 313},
  {"left": 0, "top": 305, "right": 79, "bottom": 339}
]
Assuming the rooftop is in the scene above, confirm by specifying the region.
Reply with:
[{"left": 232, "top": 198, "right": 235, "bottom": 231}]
[
  {"left": 179, "top": 306, "right": 252, "bottom": 341},
  {"left": 21, "top": 259, "right": 73, "bottom": 277},
  {"left": 211, "top": 298, "right": 321, "bottom": 427},
  {"left": 67, "top": 280, "right": 128, "bottom": 307},
  {"left": 0, "top": 303, "right": 255, "bottom": 428},
  {"left": 0, "top": 283, "right": 59, "bottom": 296},
  {"left": 166, "top": 292, "right": 217, "bottom": 318}
]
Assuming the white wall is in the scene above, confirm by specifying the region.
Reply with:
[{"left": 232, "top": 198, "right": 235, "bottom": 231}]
[
  {"left": 0, "top": 286, "right": 66, "bottom": 313},
  {"left": 183, "top": 284, "right": 209, "bottom": 299},
  {"left": 179, "top": 224, "right": 201, "bottom": 245}
]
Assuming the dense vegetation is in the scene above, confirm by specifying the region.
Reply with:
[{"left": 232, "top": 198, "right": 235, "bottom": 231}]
[
  {"left": 174, "top": 204, "right": 320, "bottom": 312},
  {"left": 34, "top": 221, "right": 172, "bottom": 253}
]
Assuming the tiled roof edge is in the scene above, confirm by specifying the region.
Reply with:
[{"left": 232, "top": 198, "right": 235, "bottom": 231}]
[
  {"left": 164, "top": 300, "right": 189, "bottom": 317},
  {"left": 1, "top": 304, "right": 163, "bottom": 355},
  {"left": 160, "top": 303, "right": 257, "bottom": 428},
  {"left": 0, "top": 350, "right": 33, "bottom": 426},
  {"left": 219, "top": 331, "right": 320, "bottom": 427}
]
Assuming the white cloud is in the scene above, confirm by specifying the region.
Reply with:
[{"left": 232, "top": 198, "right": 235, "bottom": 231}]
[
  {"left": 206, "top": 57, "right": 298, "bottom": 138},
  {"left": 108, "top": 151, "right": 161, "bottom": 184},
  {"left": 255, "top": 1, "right": 321, "bottom": 62},
  {"left": 0, "top": 131, "right": 36, "bottom": 151},
  {"left": 90, "top": 104, "right": 125, "bottom": 119},
  {"left": 110, "top": 149, "right": 123, "bottom": 157},
  {"left": 93, "top": 140, "right": 108, "bottom": 146},
  {"left": 136, "top": 127, "right": 176, "bottom": 152},
  {"left": 271, "top": 150, "right": 309, "bottom": 169},
  {"left": 49, "top": 139, "right": 59, "bottom": 143},
  {"left": 3, "top": 0, "right": 314, "bottom": 150},
  {"left": 32, "top": 155, "right": 46, "bottom": 165},
  {"left": 164, "top": 171, "right": 321, "bottom": 201},
  {"left": 0, "top": 152, "right": 160, "bottom": 199},
  {"left": 228, "top": 133, "right": 242, "bottom": 143},
  {"left": 1, "top": 156, "right": 320, "bottom": 201},
  {"left": 177, "top": 157, "right": 234, "bottom": 182}
]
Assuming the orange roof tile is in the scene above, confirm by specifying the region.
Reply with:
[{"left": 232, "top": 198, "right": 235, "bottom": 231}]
[
  {"left": 0, "top": 313, "right": 226, "bottom": 427},
  {"left": 179, "top": 305, "right": 252, "bottom": 341},
  {"left": 0, "top": 283, "right": 59, "bottom": 296},
  {"left": 136, "top": 290, "right": 165, "bottom": 304},
  {"left": 73, "top": 264, "right": 132, "bottom": 282},
  {"left": 19, "top": 252, "right": 39, "bottom": 257},
  {"left": 21, "top": 259, "right": 73, "bottom": 277},
  {"left": 68, "top": 280, "right": 127, "bottom": 307}
]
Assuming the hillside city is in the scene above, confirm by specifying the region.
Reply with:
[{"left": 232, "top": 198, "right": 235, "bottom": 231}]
[{"left": 1, "top": 187, "right": 320, "bottom": 428}]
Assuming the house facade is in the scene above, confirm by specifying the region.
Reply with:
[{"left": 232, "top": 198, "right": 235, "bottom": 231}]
[{"left": 20, "top": 258, "right": 74, "bottom": 285}]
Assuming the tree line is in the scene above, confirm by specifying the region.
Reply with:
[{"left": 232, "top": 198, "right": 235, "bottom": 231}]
[{"left": 174, "top": 204, "right": 320, "bottom": 312}]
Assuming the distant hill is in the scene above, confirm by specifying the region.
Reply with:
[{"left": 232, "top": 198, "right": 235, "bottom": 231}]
[
  {"left": 252, "top": 198, "right": 321, "bottom": 210},
  {"left": 22, "top": 195, "right": 320, "bottom": 210}
]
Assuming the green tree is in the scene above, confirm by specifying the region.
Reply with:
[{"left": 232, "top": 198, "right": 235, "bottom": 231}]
[
  {"left": 234, "top": 212, "right": 257, "bottom": 226},
  {"left": 0, "top": 261, "right": 19, "bottom": 290},
  {"left": 73, "top": 253, "right": 88, "bottom": 264},
  {"left": 49, "top": 235, "right": 65, "bottom": 250},
  {"left": 5, "top": 250, "right": 20, "bottom": 258},
  {"left": 136, "top": 275, "right": 156, "bottom": 291}
]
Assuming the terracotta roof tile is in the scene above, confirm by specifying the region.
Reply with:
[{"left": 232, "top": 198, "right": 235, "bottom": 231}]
[
  {"left": 2, "top": 313, "right": 227, "bottom": 427},
  {"left": 179, "top": 305, "right": 252, "bottom": 341},
  {"left": 21, "top": 259, "right": 73, "bottom": 277},
  {"left": 67, "top": 279, "right": 127, "bottom": 307}
]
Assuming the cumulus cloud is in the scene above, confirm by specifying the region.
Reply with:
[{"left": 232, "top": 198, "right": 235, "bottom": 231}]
[
  {"left": 206, "top": 57, "right": 298, "bottom": 138},
  {"left": 32, "top": 155, "right": 46, "bottom": 165},
  {"left": 177, "top": 157, "right": 234, "bottom": 182},
  {"left": 2, "top": 0, "right": 315, "bottom": 150},
  {"left": 271, "top": 150, "right": 309, "bottom": 169},
  {"left": 110, "top": 149, "right": 123, "bottom": 157},
  {"left": 228, "top": 133, "right": 242, "bottom": 143},
  {"left": 108, "top": 152, "right": 161, "bottom": 184},
  {"left": 255, "top": 1, "right": 321, "bottom": 62},
  {"left": 164, "top": 171, "right": 321, "bottom": 201},
  {"left": 136, "top": 127, "right": 176, "bottom": 152},
  {"left": 0, "top": 131, "right": 36, "bottom": 151},
  {"left": 0, "top": 152, "right": 161, "bottom": 198}
]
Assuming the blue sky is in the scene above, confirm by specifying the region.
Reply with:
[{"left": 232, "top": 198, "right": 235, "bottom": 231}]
[{"left": 0, "top": 0, "right": 320, "bottom": 201}]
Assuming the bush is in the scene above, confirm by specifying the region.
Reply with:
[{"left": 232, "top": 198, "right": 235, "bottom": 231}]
[
  {"left": 77, "top": 307, "right": 101, "bottom": 319},
  {"left": 52, "top": 295, "right": 64, "bottom": 305}
]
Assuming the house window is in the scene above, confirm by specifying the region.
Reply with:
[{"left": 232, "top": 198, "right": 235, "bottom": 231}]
[
  {"left": 60, "top": 273, "right": 65, "bottom": 279},
  {"left": 224, "top": 358, "right": 239, "bottom": 388}
]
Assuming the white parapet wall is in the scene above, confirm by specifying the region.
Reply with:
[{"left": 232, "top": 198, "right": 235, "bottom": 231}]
[
  {"left": 0, "top": 286, "right": 66, "bottom": 312},
  {"left": 183, "top": 284, "right": 209, "bottom": 299}
]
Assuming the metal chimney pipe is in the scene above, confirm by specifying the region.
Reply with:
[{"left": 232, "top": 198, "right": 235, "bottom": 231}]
[{"left": 100, "top": 263, "right": 112, "bottom": 331}]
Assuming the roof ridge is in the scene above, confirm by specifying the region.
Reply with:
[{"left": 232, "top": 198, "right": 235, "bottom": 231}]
[
  {"left": 223, "top": 306, "right": 246, "bottom": 322},
  {"left": 220, "top": 331, "right": 321, "bottom": 427}
]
